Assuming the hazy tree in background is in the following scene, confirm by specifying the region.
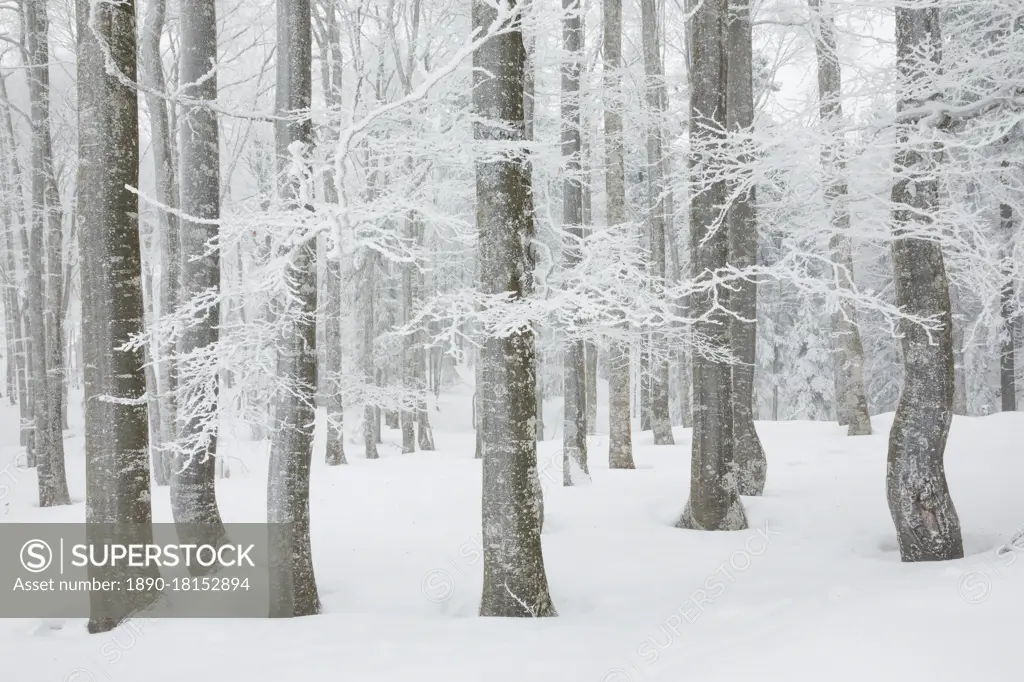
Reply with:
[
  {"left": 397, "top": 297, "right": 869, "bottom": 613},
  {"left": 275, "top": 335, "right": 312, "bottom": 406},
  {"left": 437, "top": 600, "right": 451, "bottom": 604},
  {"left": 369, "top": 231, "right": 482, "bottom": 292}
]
[
  {"left": 77, "top": 0, "right": 160, "bottom": 632},
  {"left": 809, "top": 0, "right": 873, "bottom": 437},
  {"left": 639, "top": 0, "right": 674, "bottom": 446},
  {"left": 475, "top": 0, "right": 556, "bottom": 618},
  {"left": 268, "top": 0, "right": 321, "bottom": 617},
  {"left": 886, "top": 4, "right": 963, "bottom": 563},
  {"left": 561, "top": 0, "right": 589, "bottom": 485},
  {"left": 678, "top": 0, "right": 747, "bottom": 531},
  {"left": 173, "top": 0, "right": 226, "bottom": 542},
  {"left": 25, "top": 0, "right": 70, "bottom": 506},
  {"left": 603, "top": 0, "right": 634, "bottom": 470}
]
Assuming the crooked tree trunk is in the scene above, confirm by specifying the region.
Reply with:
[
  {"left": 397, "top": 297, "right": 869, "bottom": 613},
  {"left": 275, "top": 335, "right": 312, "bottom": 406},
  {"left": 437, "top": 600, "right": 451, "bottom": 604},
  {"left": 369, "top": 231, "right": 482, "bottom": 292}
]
[
  {"left": 141, "top": 0, "right": 179, "bottom": 483},
  {"left": 474, "top": 0, "right": 556, "bottom": 618},
  {"left": 809, "top": 0, "right": 872, "bottom": 437},
  {"left": 677, "top": 0, "right": 747, "bottom": 531},
  {"left": 77, "top": 0, "right": 161, "bottom": 633},
  {"left": 268, "top": 0, "right": 321, "bottom": 617},
  {"left": 1000, "top": 203, "right": 1016, "bottom": 412},
  {"left": 603, "top": 0, "right": 634, "bottom": 470},
  {"left": 561, "top": 0, "right": 589, "bottom": 485},
  {"left": 173, "top": 0, "right": 226, "bottom": 545},
  {"left": 640, "top": 0, "right": 674, "bottom": 446},
  {"left": 725, "top": 0, "right": 767, "bottom": 495},
  {"left": 26, "top": 0, "right": 70, "bottom": 506},
  {"left": 886, "top": 5, "right": 963, "bottom": 563}
]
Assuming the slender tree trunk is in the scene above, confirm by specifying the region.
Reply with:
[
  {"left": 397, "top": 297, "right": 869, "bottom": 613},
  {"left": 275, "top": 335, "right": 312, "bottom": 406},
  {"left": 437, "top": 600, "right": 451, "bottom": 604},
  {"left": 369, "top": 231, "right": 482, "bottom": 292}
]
[
  {"left": 725, "top": 0, "right": 767, "bottom": 495},
  {"left": 142, "top": 251, "right": 166, "bottom": 486},
  {"left": 362, "top": 253, "right": 379, "bottom": 459},
  {"left": 173, "top": 0, "right": 225, "bottom": 542},
  {"left": 1000, "top": 203, "right": 1016, "bottom": 412},
  {"left": 268, "top": 0, "right": 321, "bottom": 617},
  {"left": 603, "top": 0, "right": 634, "bottom": 470},
  {"left": 809, "top": 0, "right": 872, "bottom": 436},
  {"left": 401, "top": 215, "right": 417, "bottom": 454},
  {"left": 677, "top": 0, "right": 748, "bottom": 531},
  {"left": 413, "top": 219, "right": 435, "bottom": 451},
  {"left": 949, "top": 284, "right": 969, "bottom": 415},
  {"left": 640, "top": 0, "right": 674, "bottom": 446},
  {"left": 639, "top": 338, "right": 650, "bottom": 429},
  {"left": 77, "top": 0, "right": 161, "bottom": 633},
  {"left": 561, "top": 0, "right": 589, "bottom": 485},
  {"left": 26, "top": 0, "right": 70, "bottom": 506},
  {"left": 474, "top": 0, "right": 556, "bottom": 618},
  {"left": 886, "top": 5, "right": 963, "bottom": 563}
]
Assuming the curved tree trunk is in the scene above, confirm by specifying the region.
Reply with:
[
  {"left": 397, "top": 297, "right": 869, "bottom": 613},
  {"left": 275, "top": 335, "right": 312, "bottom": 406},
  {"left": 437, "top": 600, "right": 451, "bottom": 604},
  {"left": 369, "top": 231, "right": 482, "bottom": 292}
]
[
  {"left": 886, "top": 5, "right": 963, "bottom": 563},
  {"left": 475, "top": 0, "right": 556, "bottom": 618},
  {"left": 725, "top": 0, "right": 767, "bottom": 495}
]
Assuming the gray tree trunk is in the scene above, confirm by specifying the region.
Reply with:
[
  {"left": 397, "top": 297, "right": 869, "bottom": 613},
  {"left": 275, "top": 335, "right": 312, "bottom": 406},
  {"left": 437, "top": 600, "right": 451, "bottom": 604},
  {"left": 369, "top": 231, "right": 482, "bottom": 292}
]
[
  {"left": 140, "top": 0, "right": 178, "bottom": 483},
  {"left": 603, "top": 0, "right": 634, "bottom": 470},
  {"left": 1000, "top": 203, "right": 1016, "bottom": 411},
  {"left": 26, "top": 0, "right": 70, "bottom": 506},
  {"left": 725, "top": 0, "right": 767, "bottom": 495},
  {"left": 141, "top": 249, "right": 166, "bottom": 486},
  {"left": 886, "top": 5, "right": 963, "bottom": 563},
  {"left": 677, "top": 0, "right": 748, "bottom": 531},
  {"left": 77, "top": 0, "right": 161, "bottom": 633},
  {"left": 401, "top": 216, "right": 417, "bottom": 454},
  {"left": 950, "top": 284, "right": 969, "bottom": 415},
  {"left": 173, "top": 0, "right": 226, "bottom": 542},
  {"left": 561, "top": 0, "right": 589, "bottom": 485},
  {"left": 268, "top": 0, "right": 321, "bottom": 617},
  {"left": 809, "top": 0, "right": 872, "bottom": 437},
  {"left": 362, "top": 253, "right": 379, "bottom": 460},
  {"left": 474, "top": 0, "right": 556, "bottom": 618},
  {"left": 640, "top": 0, "right": 674, "bottom": 446}
]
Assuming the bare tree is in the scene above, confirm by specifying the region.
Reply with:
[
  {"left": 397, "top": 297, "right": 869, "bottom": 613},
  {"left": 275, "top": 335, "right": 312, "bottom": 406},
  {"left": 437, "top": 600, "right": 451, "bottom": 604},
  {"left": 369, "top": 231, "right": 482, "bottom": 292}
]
[
  {"left": 603, "top": 0, "right": 634, "bottom": 470},
  {"left": 886, "top": 5, "right": 963, "bottom": 562},
  {"left": 268, "top": 0, "right": 322, "bottom": 616},
  {"left": 76, "top": 0, "right": 160, "bottom": 633},
  {"left": 677, "top": 0, "right": 747, "bottom": 531},
  {"left": 475, "top": 0, "right": 556, "bottom": 618},
  {"left": 1000, "top": 202, "right": 1017, "bottom": 411}
]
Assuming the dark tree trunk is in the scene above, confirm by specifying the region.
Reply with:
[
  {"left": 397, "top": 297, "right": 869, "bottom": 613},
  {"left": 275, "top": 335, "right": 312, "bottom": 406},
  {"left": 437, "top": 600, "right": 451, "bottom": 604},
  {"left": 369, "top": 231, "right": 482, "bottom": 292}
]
[
  {"left": 474, "top": 0, "right": 556, "bottom": 618},
  {"left": 725, "top": 0, "right": 767, "bottom": 495},
  {"left": 886, "top": 6, "right": 963, "bottom": 563},
  {"left": 1000, "top": 203, "right": 1016, "bottom": 412},
  {"left": 268, "top": 0, "right": 321, "bottom": 617},
  {"left": 677, "top": 0, "right": 748, "bottom": 531},
  {"left": 77, "top": 0, "right": 160, "bottom": 633}
]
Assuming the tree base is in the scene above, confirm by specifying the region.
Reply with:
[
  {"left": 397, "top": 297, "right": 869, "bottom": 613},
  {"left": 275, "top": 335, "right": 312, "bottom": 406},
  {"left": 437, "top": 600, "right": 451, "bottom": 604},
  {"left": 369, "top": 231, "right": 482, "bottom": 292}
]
[{"left": 675, "top": 498, "right": 748, "bottom": 531}]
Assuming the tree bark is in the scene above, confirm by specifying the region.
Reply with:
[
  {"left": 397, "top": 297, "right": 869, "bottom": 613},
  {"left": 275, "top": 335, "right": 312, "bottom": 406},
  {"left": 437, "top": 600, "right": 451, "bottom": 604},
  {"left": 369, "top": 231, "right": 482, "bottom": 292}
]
[
  {"left": 26, "top": 0, "right": 70, "bottom": 506},
  {"left": 886, "top": 5, "right": 963, "bottom": 563},
  {"left": 268, "top": 0, "right": 321, "bottom": 617},
  {"left": 474, "top": 0, "right": 556, "bottom": 618},
  {"left": 603, "top": 0, "right": 634, "bottom": 469},
  {"left": 561, "top": 0, "right": 589, "bottom": 485},
  {"left": 725, "top": 0, "right": 767, "bottom": 495},
  {"left": 809, "top": 0, "right": 872, "bottom": 436},
  {"left": 77, "top": 0, "right": 161, "bottom": 632},
  {"left": 677, "top": 0, "right": 748, "bottom": 531},
  {"left": 640, "top": 0, "right": 674, "bottom": 446},
  {"left": 173, "top": 0, "right": 226, "bottom": 542},
  {"left": 1000, "top": 203, "right": 1016, "bottom": 411}
]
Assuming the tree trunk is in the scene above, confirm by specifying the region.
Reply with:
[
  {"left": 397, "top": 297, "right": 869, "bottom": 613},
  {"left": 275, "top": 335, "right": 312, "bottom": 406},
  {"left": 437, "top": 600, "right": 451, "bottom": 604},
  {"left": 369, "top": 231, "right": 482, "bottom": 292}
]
[
  {"left": 585, "top": 343, "right": 597, "bottom": 434},
  {"left": 26, "top": 0, "right": 70, "bottom": 506},
  {"left": 77, "top": 0, "right": 161, "bottom": 633},
  {"left": 173, "top": 0, "right": 226, "bottom": 542},
  {"left": 401, "top": 217, "right": 416, "bottom": 454},
  {"left": 141, "top": 252, "right": 167, "bottom": 486},
  {"left": 677, "top": 0, "right": 748, "bottom": 531},
  {"left": 561, "top": 0, "right": 590, "bottom": 485},
  {"left": 809, "top": 0, "right": 872, "bottom": 437},
  {"left": 640, "top": 0, "right": 674, "bottom": 446},
  {"left": 725, "top": 0, "right": 767, "bottom": 495},
  {"left": 268, "top": 0, "right": 321, "bottom": 617},
  {"left": 886, "top": 5, "right": 963, "bottom": 563},
  {"left": 474, "top": 0, "right": 556, "bottom": 618},
  {"left": 603, "top": 0, "right": 634, "bottom": 470},
  {"left": 362, "top": 254, "right": 379, "bottom": 460},
  {"left": 1000, "top": 203, "right": 1016, "bottom": 411}
]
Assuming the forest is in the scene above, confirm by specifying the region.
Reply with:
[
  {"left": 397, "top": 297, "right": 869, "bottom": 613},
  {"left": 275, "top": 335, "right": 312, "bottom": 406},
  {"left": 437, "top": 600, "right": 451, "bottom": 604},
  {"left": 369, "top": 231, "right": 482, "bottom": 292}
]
[{"left": 0, "top": 0, "right": 1021, "bottom": 679}]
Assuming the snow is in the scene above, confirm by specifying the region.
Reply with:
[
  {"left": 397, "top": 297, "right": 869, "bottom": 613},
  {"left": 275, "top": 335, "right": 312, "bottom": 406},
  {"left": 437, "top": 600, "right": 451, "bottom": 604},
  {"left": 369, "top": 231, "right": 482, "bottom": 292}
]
[{"left": 0, "top": 380, "right": 1021, "bottom": 682}]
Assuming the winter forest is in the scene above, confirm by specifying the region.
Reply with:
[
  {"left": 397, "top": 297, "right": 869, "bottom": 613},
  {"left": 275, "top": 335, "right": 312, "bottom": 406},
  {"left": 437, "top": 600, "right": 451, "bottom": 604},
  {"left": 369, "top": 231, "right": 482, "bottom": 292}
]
[{"left": 0, "top": 0, "right": 1022, "bottom": 678}]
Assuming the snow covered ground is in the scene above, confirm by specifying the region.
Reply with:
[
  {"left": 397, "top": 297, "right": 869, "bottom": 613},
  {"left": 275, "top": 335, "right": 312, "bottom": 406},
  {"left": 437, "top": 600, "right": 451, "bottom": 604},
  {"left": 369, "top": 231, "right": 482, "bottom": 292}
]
[{"left": 0, "top": 378, "right": 1021, "bottom": 682}]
